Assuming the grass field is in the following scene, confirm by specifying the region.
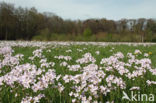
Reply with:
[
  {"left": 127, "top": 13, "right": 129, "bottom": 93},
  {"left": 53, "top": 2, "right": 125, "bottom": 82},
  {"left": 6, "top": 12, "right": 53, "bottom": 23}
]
[{"left": 0, "top": 41, "right": 156, "bottom": 103}]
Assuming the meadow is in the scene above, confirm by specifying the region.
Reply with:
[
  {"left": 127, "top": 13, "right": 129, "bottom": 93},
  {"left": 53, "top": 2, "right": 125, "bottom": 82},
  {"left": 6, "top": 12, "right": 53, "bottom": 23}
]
[{"left": 0, "top": 41, "right": 156, "bottom": 103}]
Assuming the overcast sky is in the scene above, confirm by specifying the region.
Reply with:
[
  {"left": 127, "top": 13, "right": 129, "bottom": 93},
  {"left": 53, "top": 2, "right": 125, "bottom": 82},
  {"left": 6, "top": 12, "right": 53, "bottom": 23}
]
[{"left": 1, "top": 0, "right": 156, "bottom": 20}]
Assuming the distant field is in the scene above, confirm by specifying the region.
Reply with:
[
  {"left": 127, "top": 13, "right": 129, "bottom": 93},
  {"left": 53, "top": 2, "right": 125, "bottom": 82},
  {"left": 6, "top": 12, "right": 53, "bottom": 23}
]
[{"left": 0, "top": 41, "right": 156, "bottom": 103}]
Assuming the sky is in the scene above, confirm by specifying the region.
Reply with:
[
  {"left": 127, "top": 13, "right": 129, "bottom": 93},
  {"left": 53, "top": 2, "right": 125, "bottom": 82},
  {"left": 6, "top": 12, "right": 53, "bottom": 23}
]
[{"left": 0, "top": 0, "right": 156, "bottom": 20}]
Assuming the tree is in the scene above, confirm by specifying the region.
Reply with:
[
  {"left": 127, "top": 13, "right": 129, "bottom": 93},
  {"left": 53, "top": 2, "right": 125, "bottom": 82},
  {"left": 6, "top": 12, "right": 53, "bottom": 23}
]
[
  {"left": 1, "top": 1, "right": 156, "bottom": 42},
  {"left": 0, "top": 2, "right": 17, "bottom": 40}
]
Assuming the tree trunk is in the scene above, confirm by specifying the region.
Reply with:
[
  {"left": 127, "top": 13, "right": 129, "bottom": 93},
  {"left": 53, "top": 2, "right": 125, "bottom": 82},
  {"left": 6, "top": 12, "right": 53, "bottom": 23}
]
[
  {"left": 5, "top": 26, "right": 8, "bottom": 40},
  {"left": 141, "top": 33, "right": 144, "bottom": 42}
]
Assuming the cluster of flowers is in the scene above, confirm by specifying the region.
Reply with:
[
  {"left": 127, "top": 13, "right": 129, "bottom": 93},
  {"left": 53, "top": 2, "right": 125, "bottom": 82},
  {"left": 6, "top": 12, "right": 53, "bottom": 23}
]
[
  {"left": 100, "top": 51, "right": 153, "bottom": 80},
  {"left": 1, "top": 41, "right": 156, "bottom": 47},
  {"left": 61, "top": 63, "right": 126, "bottom": 103},
  {"left": 21, "top": 94, "right": 45, "bottom": 103},
  {"left": 29, "top": 49, "right": 44, "bottom": 60},
  {"left": 32, "top": 69, "right": 56, "bottom": 92},
  {"left": 76, "top": 53, "right": 96, "bottom": 64},
  {"left": 40, "top": 58, "right": 55, "bottom": 68},
  {"left": 0, "top": 47, "right": 56, "bottom": 103},
  {"left": 0, "top": 43, "right": 156, "bottom": 103},
  {"left": 54, "top": 55, "right": 72, "bottom": 61},
  {"left": 0, "top": 46, "right": 23, "bottom": 72}
]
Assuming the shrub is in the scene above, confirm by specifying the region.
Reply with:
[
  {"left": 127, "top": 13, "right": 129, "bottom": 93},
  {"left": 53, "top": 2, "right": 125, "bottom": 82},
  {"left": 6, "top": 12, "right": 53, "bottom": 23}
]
[
  {"left": 32, "top": 28, "right": 51, "bottom": 41},
  {"left": 83, "top": 28, "right": 92, "bottom": 37}
]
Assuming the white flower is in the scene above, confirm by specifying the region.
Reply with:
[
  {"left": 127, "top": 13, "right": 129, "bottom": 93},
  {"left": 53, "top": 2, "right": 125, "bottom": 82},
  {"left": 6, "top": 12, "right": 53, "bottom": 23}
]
[
  {"left": 60, "top": 61, "right": 68, "bottom": 67},
  {"left": 95, "top": 51, "right": 100, "bottom": 55},
  {"left": 144, "top": 53, "right": 149, "bottom": 57},
  {"left": 72, "top": 99, "right": 76, "bottom": 103},
  {"left": 66, "top": 49, "right": 72, "bottom": 53},
  {"left": 134, "top": 49, "right": 142, "bottom": 54},
  {"left": 76, "top": 53, "right": 96, "bottom": 64},
  {"left": 69, "top": 92, "right": 73, "bottom": 96}
]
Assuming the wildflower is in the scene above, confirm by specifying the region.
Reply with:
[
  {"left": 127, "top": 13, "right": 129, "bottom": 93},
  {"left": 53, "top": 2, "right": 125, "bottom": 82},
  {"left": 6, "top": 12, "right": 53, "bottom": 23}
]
[
  {"left": 144, "top": 53, "right": 149, "bottom": 57},
  {"left": 134, "top": 49, "right": 142, "bottom": 55},
  {"left": 95, "top": 51, "right": 100, "bottom": 55},
  {"left": 148, "top": 52, "right": 152, "bottom": 55}
]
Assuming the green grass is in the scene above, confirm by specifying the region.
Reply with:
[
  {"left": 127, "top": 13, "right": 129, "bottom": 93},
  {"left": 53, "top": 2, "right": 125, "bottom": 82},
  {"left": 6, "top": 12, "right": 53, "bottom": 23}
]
[{"left": 1, "top": 44, "right": 156, "bottom": 103}]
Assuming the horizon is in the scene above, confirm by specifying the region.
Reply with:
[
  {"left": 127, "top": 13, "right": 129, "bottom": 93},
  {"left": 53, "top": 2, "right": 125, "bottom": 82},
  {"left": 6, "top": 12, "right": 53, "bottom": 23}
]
[{"left": 0, "top": 0, "right": 156, "bottom": 21}]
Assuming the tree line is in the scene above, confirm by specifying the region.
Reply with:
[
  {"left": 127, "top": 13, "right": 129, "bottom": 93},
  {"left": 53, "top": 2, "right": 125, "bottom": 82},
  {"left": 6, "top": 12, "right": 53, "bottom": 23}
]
[{"left": 0, "top": 2, "right": 156, "bottom": 42}]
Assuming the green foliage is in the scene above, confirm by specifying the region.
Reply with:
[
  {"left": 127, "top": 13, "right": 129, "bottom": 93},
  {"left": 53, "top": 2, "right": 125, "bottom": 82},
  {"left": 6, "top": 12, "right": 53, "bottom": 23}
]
[
  {"left": 107, "top": 33, "right": 112, "bottom": 41},
  {"left": 146, "top": 30, "right": 153, "bottom": 42},
  {"left": 1, "top": 2, "right": 156, "bottom": 42},
  {"left": 39, "top": 28, "right": 51, "bottom": 40},
  {"left": 32, "top": 28, "right": 51, "bottom": 41},
  {"left": 83, "top": 28, "right": 92, "bottom": 37}
]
